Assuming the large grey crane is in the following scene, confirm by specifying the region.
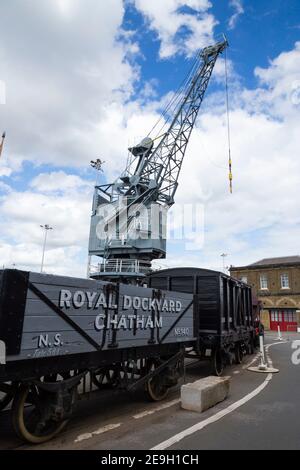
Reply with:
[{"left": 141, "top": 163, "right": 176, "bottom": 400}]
[{"left": 88, "top": 38, "right": 228, "bottom": 281}]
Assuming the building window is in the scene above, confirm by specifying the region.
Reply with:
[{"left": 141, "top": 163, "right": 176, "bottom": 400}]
[
  {"left": 240, "top": 276, "right": 248, "bottom": 284},
  {"left": 260, "top": 275, "right": 268, "bottom": 290},
  {"left": 271, "top": 310, "right": 296, "bottom": 323},
  {"left": 285, "top": 311, "right": 296, "bottom": 322},
  {"left": 271, "top": 311, "right": 282, "bottom": 322},
  {"left": 280, "top": 273, "right": 290, "bottom": 289}
]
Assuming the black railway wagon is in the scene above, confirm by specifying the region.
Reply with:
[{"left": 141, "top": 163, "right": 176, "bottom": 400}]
[
  {"left": 148, "top": 267, "right": 256, "bottom": 375},
  {"left": 0, "top": 269, "right": 195, "bottom": 444}
]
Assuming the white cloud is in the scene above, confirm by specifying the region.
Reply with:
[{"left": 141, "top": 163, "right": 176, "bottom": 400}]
[
  {"left": 228, "top": 0, "right": 244, "bottom": 30},
  {"left": 0, "top": 241, "right": 85, "bottom": 276},
  {"left": 0, "top": 181, "right": 11, "bottom": 193},
  {"left": 55, "top": 0, "right": 75, "bottom": 16},
  {"left": 252, "top": 41, "right": 300, "bottom": 117},
  {"left": 30, "top": 171, "right": 91, "bottom": 193},
  {"left": 0, "top": 166, "right": 12, "bottom": 178},
  {"left": 0, "top": 0, "right": 139, "bottom": 171},
  {"left": 0, "top": 172, "right": 92, "bottom": 275},
  {"left": 132, "top": 0, "right": 217, "bottom": 58},
  {"left": 1, "top": 186, "right": 91, "bottom": 246},
  {"left": 0, "top": 80, "right": 6, "bottom": 105}
]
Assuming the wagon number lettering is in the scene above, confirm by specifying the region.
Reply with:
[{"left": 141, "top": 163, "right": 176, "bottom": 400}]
[{"left": 174, "top": 327, "right": 190, "bottom": 337}]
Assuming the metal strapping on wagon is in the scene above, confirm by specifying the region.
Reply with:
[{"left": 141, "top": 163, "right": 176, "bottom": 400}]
[
  {"left": 159, "top": 300, "right": 194, "bottom": 344},
  {"left": 23, "top": 272, "right": 103, "bottom": 352}
]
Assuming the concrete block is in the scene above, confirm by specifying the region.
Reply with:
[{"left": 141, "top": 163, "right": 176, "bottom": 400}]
[{"left": 181, "top": 376, "right": 230, "bottom": 413}]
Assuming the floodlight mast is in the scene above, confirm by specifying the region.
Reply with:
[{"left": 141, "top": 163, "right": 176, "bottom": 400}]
[{"left": 88, "top": 38, "right": 228, "bottom": 282}]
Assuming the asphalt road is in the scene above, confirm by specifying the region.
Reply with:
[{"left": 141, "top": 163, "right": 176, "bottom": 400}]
[
  {"left": 0, "top": 332, "right": 299, "bottom": 450},
  {"left": 169, "top": 334, "right": 300, "bottom": 450}
]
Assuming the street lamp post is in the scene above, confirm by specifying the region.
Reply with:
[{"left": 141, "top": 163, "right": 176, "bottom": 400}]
[
  {"left": 40, "top": 224, "right": 53, "bottom": 273},
  {"left": 221, "top": 253, "right": 228, "bottom": 274}
]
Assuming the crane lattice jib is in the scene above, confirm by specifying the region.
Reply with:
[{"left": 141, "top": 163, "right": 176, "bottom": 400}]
[{"left": 135, "top": 40, "right": 228, "bottom": 207}]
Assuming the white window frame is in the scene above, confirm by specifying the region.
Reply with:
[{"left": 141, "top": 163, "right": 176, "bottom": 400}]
[
  {"left": 260, "top": 275, "right": 268, "bottom": 290},
  {"left": 280, "top": 273, "right": 290, "bottom": 289}
]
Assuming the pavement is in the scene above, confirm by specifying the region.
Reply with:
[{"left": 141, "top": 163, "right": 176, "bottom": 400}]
[{"left": 0, "top": 331, "right": 299, "bottom": 450}]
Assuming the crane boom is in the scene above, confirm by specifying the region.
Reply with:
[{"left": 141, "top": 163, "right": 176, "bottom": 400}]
[
  {"left": 131, "top": 40, "right": 228, "bottom": 207},
  {"left": 88, "top": 38, "right": 228, "bottom": 281}
]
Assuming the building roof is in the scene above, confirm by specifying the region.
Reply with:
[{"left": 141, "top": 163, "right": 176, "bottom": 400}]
[
  {"left": 231, "top": 255, "right": 300, "bottom": 271},
  {"left": 250, "top": 256, "right": 300, "bottom": 266}
]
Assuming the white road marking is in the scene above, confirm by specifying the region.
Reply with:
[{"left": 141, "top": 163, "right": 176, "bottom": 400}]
[
  {"left": 266, "top": 341, "right": 287, "bottom": 350},
  {"left": 151, "top": 374, "right": 273, "bottom": 450},
  {"left": 151, "top": 341, "right": 284, "bottom": 451},
  {"left": 265, "top": 341, "right": 286, "bottom": 367},
  {"left": 243, "top": 353, "right": 260, "bottom": 369},
  {"left": 74, "top": 423, "right": 121, "bottom": 443},
  {"left": 133, "top": 399, "right": 181, "bottom": 419},
  {"left": 74, "top": 341, "right": 287, "bottom": 447}
]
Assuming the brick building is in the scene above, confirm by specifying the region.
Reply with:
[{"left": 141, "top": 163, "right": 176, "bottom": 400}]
[{"left": 230, "top": 256, "right": 300, "bottom": 331}]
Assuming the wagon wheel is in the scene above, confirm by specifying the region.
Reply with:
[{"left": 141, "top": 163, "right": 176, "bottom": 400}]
[
  {"left": 12, "top": 384, "right": 68, "bottom": 444},
  {"left": 212, "top": 348, "right": 224, "bottom": 377},
  {"left": 92, "top": 368, "right": 119, "bottom": 389},
  {"left": 235, "top": 344, "right": 244, "bottom": 364},
  {"left": 0, "top": 383, "right": 14, "bottom": 411},
  {"left": 145, "top": 361, "right": 169, "bottom": 402}
]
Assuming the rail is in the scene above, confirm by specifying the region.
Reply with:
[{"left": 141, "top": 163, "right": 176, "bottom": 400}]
[{"left": 89, "top": 259, "right": 151, "bottom": 277}]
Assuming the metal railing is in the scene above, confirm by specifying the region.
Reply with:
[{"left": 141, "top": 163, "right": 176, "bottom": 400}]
[{"left": 89, "top": 259, "right": 151, "bottom": 276}]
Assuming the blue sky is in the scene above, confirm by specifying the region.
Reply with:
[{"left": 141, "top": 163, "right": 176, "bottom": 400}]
[
  {"left": 0, "top": 0, "right": 299, "bottom": 275},
  {"left": 123, "top": 1, "right": 300, "bottom": 92}
]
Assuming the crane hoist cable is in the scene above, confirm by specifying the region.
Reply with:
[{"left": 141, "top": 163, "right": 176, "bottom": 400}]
[{"left": 224, "top": 47, "right": 233, "bottom": 194}]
